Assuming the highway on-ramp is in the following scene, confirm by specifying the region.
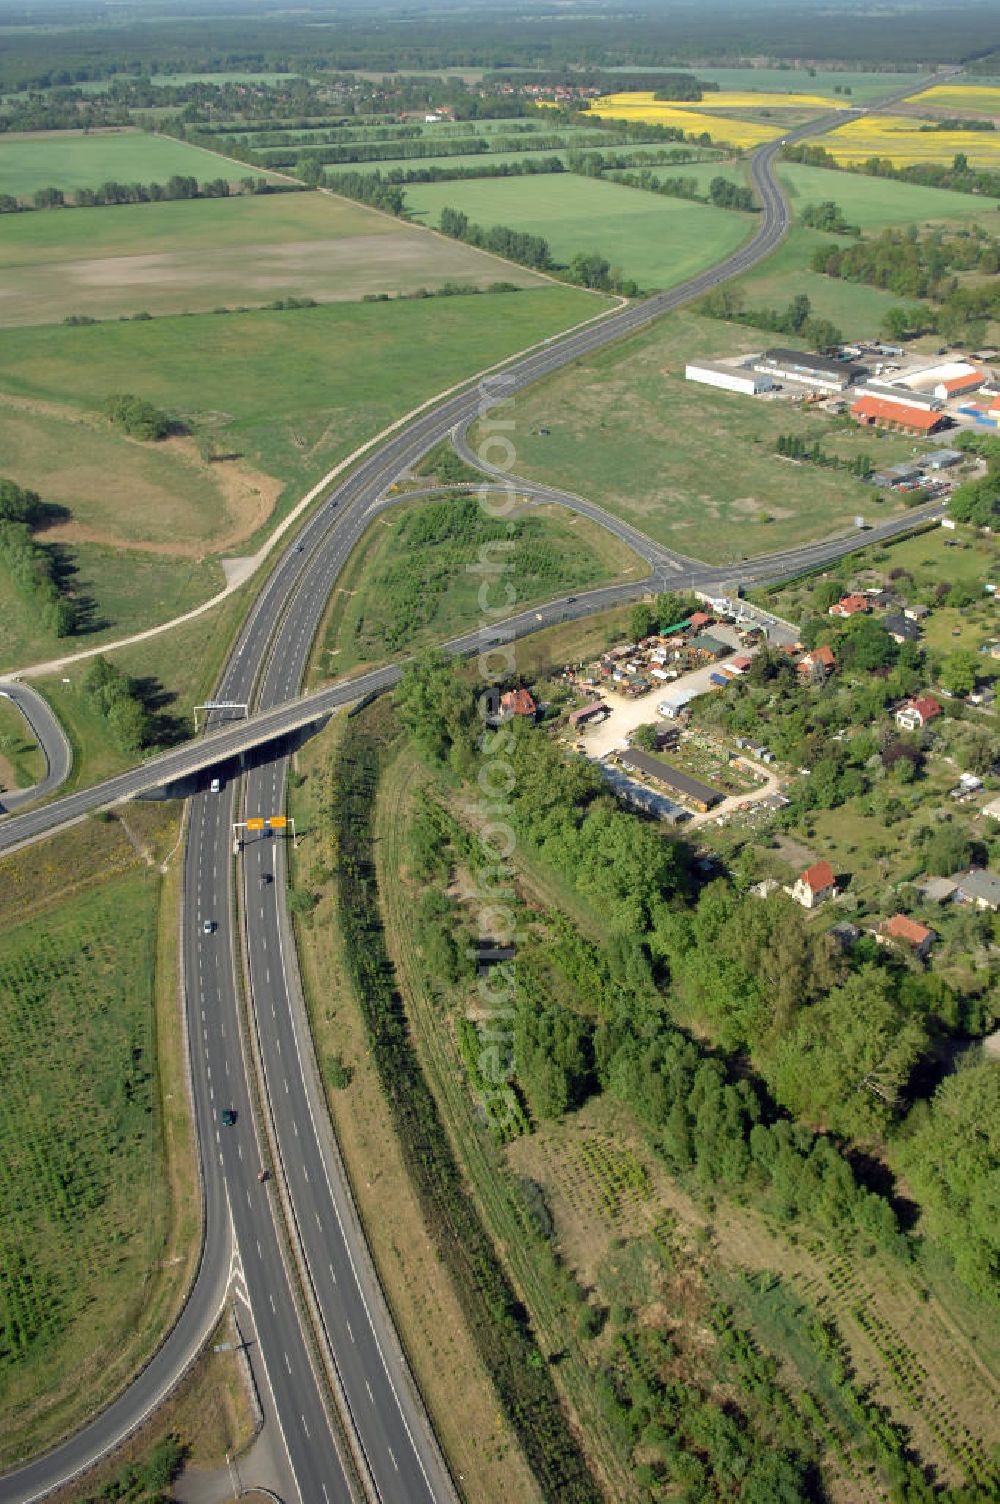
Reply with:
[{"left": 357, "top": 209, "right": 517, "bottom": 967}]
[{"left": 0, "top": 74, "right": 954, "bottom": 1504}]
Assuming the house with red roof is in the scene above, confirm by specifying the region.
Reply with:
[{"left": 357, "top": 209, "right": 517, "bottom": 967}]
[
  {"left": 879, "top": 914, "right": 935, "bottom": 959},
  {"left": 791, "top": 859, "right": 838, "bottom": 910},
  {"left": 687, "top": 610, "right": 713, "bottom": 631},
  {"left": 895, "top": 695, "right": 942, "bottom": 732},
  {"left": 798, "top": 644, "right": 836, "bottom": 677},
  {"left": 829, "top": 593, "right": 869, "bottom": 619},
  {"left": 499, "top": 688, "right": 537, "bottom": 719}
]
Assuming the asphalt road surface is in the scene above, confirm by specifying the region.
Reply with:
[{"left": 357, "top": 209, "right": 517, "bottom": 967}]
[
  {"left": 0, "top": 73, "right": 953, "bottom": 1504},
  {"left": 0, "top": 682, "right": 71, "bottom": 814}
]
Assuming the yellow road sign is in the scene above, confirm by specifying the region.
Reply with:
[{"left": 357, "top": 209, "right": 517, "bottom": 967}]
[
  {"left": 245, "top": 817, "right": 265, "bottom": 831},
  {"left": 267, "top": 816, "right": 287, "bottom": 829}
]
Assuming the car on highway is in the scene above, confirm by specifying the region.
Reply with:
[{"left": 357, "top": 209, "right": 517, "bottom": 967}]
[
  {"left": 220, "top": 1108, "right": 237, "bottom": 1126},
  {"left": 260, "top": 872, "right": 273, "bottom": 885},
  {"left": 202, "top": 918, "right": 216, "bottom": 934}
]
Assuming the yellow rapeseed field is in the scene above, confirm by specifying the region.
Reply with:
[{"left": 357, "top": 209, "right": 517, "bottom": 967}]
[
  {"left": 915, "top": 84, "right": 1000, "bottom": 115},
  {"left": 819, "top": 112, "right": 1000, "bottom": 167},
  {"left": 590, "top": 93, "right": 785, "bottom": 147}
]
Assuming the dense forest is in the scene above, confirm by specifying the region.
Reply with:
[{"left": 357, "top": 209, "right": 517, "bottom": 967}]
[{"left": 1, "top": 1, "right": 997, "bottom": 92}]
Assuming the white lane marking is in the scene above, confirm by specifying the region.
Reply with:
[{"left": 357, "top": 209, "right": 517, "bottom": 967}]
[
  {"left": 292, "top": 1117, "right": 297, "bottom": 1135},
  {"left": 269, "top": 1293, "right": 276, "bottom": 1312},
  {"left": 256, "top": 1240, "right": 262, "bottom": 1259},
  {"left": 366, "top": 1380, "right": 374, "bottom": 1404},
  {"left": 388, "top": 1447, "right": 398, "bottom": 1472},
  {"left": 284, "top": 1078, "right": 289, "bottom": 1094},
  {"left": 246, "top": 1189, "right": 252, "bottom": 1208},
  {"left": 237, "top": 1142, "right": 242, "bottom": 1160},
  {"left": 301, "top": 1414, "right": 310, "bottom": 1440},
  {"left": 329, "top": 1263, "right": 337, "bottom": 1285},
  {"left": 303, "top": 1165, "right": 309, "bottom": 1182},
  {"left": 346, "top": 1320, "right": 354, "bottom": 1343},
  {"left": 284, "top": 1351, "right": 292, "bottom": 1374}
]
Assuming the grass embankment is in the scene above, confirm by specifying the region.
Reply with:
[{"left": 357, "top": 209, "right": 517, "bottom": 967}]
[
  {"left": 0, "top": 693, "right": 46, "bottom": 790},
  {"left": 0, "top": 189, "right": 550, "bottom": 327},
  {"left": 295, "top": 700, "right": 602, "bottom": 1504},
  {"left": 471, "top": 306, "right": 909, "bottom": 563},
  {"left": 308, "top": 492, "right": 647, "bottom": 687},
  {"left": 405, "top": 173, "right": 753, "bottom": 292},
  {"left": 0, "top": 801, "right": 197, "bottom": 1468},
  {"left": 52, "top": 1309, "right": 256, "bottom": 1504}
]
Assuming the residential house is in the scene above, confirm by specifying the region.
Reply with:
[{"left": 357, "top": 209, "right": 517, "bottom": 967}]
[
  {"left": 896, "top": 695, "right": 942, "bottom": 731},
  {"left": 798, "top": 644, "right": 837, "bottom": 678},
  {"left": 903, "top": 603, "right": 929, "bottom": 621},
  {"left": 954, "top": 867, "right": 1000, "bottom": 911},
  {"left": 687, "top": 611, "right": 713, "bottom": 632},
  {"left": 883, "top": 613, "right": 921, "bottom": 644},
  {"left": 499, "top": 688, "right": 537, "bottom": 719},
  {"left": 791, "top": 860, "right": 838, "bottom": 910},
  {"left": 879, "top": 914, "right": 936, "bottom": 959},
  {"left": 829, "top": 593, "right": 869, "bottom": 619}
]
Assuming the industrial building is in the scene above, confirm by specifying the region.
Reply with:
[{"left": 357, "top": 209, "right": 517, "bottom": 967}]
[
  {"left": 753, "top": 348, "right": 868, "bottom": 393},
  {"left": 684, "top": 360, "right": 774, "bottom": 396},
  {"left": 851, "top": 395, "right": 947, "bottom": 435}
]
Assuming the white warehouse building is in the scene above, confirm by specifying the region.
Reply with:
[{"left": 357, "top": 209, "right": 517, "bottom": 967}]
[{"left": 685, "top": 360, "right": 774, "bottom": 397}]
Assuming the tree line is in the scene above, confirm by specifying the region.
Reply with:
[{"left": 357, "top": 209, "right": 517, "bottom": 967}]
[
  {"left": 699, "top": 285, "right": 842, "bottom": 352},
  {"left": 0, "top": 479, "right": 76, "bottom": 638},
  {"left": 782, "top": 139, "right": 1000, "bottom": 201},
  {"left": 1, "top": 173, "right": 292, "bottom": 215}
]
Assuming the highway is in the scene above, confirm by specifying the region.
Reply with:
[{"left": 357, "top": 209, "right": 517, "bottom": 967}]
[{"left": 0, "top": 71, "right": 954, "bottom": 1504}]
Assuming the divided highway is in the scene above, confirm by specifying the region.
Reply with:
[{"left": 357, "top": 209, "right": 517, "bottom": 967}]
[{"left": 0, "top": 74, "right": 953, "bottom": 1504}]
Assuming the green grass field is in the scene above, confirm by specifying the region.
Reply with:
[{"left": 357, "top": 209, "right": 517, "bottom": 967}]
[
  {"left": 0, "top": 191, "right": 403, "bottom": 268},
  {"left": 0, "top": 873, "right": 164, "bottom": 1464},
  {"left": 468, "top": 307, "right": 907, "bottom": 563},
  {"left": 732, "top": 224, "right": 905, "bottom": 334},
  {"left": 404, "top": 174, "right": 751, "bottom": 290},
  {"left": 321, "top": 142, "right": 672, "bottom": 179},
  {"left": 0, "top": 128, "right": 271, "bottom": 198},
  {"left": 778, "top": 162, "right": 994, "bottom": 229},
  {"left": 0, "top": 544, "right": 224, "bottom": 673},
  {"left": 0, "top": 287, "right": 605, "bottom": 536},
  {"left": 0, "top": 187, "right": 550, "bottom": 325},
  {"left": 309, "top": 493, "right": 647, "bottom": 684}
]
